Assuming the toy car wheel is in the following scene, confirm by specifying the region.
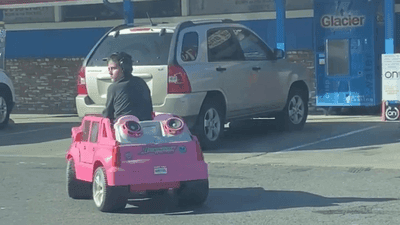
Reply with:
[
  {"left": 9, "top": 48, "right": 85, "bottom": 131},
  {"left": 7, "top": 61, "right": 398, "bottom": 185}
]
[
  {"left": 92, "top": 167, "right": 127, "bottom": 212},
  {"left": 177, "top": 179, "right": 209, "bottom": 206},
  {"left": 275, "top": 87, "right": 308, "bottom": 131},
  {"left": 196, "top": 101, "right": 224, "bottom": 150},
  {"left": 66, "top": 159, "right": 92, "bottom": 199},
  {"left": 0, "top": 93, "right": 11, "bottom": 129}
]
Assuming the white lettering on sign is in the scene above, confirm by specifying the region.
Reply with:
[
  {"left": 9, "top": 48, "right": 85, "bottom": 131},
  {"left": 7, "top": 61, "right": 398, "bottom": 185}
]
[
  {"left": 321, "top": 15, "right": 366, "bottom": 28},
  {"left": 386, "top": 106, "right": 400, "bottom": 121},
  {"left": 382, "top": 54, "right": 400, "bottom": 101},
  {"left": 384, "top": 71, "right": 400, "bottom": 79}
]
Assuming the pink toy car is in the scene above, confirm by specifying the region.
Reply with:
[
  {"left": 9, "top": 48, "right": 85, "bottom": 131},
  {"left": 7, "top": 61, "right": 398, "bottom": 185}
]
[{"left": 65, "top": 113, "right": 209, "bottom": 212}]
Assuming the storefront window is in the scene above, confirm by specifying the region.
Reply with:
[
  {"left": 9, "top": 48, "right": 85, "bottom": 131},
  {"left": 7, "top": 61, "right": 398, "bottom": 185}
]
[
  {"left": 326, "top": 39, "right": 350, "bottom": 76},
  {"left": 189, "top": 0, "right": 312, "bottom": 16},
  {"left": 3, "top": 7, "right": 55, "bottom": 24},
  {"left": 62, "top": 0, "right": 181, "bottom": 22}
]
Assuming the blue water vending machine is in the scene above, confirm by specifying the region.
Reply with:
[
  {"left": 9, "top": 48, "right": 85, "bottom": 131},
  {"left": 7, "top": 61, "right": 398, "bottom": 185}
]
[{"left": 314, "top": 0, "right": 385, "bottom": 111}]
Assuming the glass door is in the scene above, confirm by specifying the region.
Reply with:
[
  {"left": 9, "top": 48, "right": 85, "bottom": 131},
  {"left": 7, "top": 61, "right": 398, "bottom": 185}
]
[{"left": 326, "top": 39, "right": 350, "bottom": 76}]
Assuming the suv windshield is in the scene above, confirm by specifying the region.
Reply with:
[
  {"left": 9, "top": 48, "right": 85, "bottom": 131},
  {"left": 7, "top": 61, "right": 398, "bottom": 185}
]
[{"left": 87, "top": 33, "right": 173, "bottom": 66}]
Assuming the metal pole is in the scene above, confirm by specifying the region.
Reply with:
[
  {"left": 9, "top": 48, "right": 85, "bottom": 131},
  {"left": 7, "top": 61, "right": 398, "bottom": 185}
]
[
  {"left": 276, "top": 0, "right": 286, "bottom": 51},
  {"left": 123, "top": 0, "right": 134, "bottom": 25},
  {"left": 385, "top": 0, "right": 395, "bottom": 54}
]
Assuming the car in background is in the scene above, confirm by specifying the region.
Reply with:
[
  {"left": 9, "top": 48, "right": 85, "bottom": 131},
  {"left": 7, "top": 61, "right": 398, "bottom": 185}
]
[
  {"left": 0, "top": 70, "right": 16, "bottom": 129},
  {"left": 75, "top": 19, "right": 313, "bottom": 149}
]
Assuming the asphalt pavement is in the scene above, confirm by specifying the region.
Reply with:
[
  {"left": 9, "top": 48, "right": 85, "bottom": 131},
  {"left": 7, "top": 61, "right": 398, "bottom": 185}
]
[{"left": 2, "top": 113, "right": 400, "bottom": 224}]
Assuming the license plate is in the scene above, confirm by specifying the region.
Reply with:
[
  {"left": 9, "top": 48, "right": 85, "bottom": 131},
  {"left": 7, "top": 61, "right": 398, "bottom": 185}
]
[
  {"left": 141, "top": 146, "right": 176, "bottom": 155},
  {"left": 154, "top": 166, "right": 167, "bottom": 175}
]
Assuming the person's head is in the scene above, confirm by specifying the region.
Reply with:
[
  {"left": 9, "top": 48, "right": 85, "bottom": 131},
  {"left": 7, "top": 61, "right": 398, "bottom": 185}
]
[{"left": 107, "top": 52, "right": 133, "bottom": 82}]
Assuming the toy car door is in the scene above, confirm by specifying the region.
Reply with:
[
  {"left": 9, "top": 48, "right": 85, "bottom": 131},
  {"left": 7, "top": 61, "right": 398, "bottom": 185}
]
[
  {"left": 231, "top": 27, "right": 283, "bottom": 112},
  {"left": 79, "top": 119, "right": 98, "bottom": 164},
  {"left": 84, "top": 120, "right": 101, "bottom": 164}
]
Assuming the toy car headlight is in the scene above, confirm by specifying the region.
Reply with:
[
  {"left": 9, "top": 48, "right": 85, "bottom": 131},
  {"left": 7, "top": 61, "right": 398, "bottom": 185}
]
[
  {"left": 164, "top": 117, "right": 184, "bottom": 135},
  {"left": 122, "top": 121, "right": 143, "bottom": 137}
]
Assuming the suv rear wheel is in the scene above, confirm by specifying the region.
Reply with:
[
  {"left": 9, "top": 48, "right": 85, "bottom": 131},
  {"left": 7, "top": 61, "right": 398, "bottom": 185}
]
[
  {"left": 195, "top": 100, "right": 224, "bottom": 150},
  {"left": 276, "top": 87, "right": 308, "bottom": 131},
  {"left": 176, "top": 179, "right": 209, "bottom": 206},
  {"left": 92, "top": 167, "right": 127, "bottom": 212}
]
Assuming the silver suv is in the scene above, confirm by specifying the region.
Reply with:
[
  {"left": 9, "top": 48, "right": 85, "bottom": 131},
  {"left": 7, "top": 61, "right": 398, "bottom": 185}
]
[{"left": 76, "top": 19, "right": 313, "bottom": 149}]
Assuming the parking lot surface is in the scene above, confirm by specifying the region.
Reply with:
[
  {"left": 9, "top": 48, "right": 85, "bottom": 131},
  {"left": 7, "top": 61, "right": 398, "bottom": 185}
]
[{"left": 1, "top": 114, "right": 400, "bottom": 225}]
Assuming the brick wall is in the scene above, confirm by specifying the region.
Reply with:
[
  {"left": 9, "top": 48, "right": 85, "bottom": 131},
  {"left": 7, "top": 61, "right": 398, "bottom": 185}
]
[
  {"left": 6, "top": 51, "right": 317, "bottom": 114},
  {"left": 6, "top": 57, "right": 84, "bottom": 114}
]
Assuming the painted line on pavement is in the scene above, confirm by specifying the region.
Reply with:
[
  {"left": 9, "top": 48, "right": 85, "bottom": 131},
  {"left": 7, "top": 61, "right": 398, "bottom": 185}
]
[
  {"left": 274, "top": 125, "right": 379, "bottom": 154},
  {"left": 235, "top": 125, "right": 380, "bottom": 162}
]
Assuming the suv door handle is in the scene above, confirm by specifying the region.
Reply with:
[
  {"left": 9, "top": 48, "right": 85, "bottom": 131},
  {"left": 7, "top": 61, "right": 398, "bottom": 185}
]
[
  {"left": 252, "top": 66, "right": 261, "bottom": 71},
  {"left": 216, "top": 67, "right": 227, "bottom": 72}
]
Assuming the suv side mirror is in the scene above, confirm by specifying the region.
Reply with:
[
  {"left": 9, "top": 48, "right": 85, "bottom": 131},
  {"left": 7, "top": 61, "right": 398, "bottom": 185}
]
[{"left": 274, "top": 48, "right": 285, "bottom": 59}]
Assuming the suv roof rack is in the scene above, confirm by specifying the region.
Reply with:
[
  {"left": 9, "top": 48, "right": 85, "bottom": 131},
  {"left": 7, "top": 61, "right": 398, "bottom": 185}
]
[
  {"left": 189, "top": 19, "right": 234, "bottom": 24},
  {"left": 177, "top": 19, "right": 234, "bottom": 31}
]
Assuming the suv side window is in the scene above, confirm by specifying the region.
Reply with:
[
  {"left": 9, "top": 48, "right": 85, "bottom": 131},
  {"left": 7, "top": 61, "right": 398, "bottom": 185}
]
[
  {"left": 181, "top": 32, "right": 199, "bottom": 62},
  {"left": 90, "top": 122, "right": 100, "bottom": 143},
  {"left": 82, "top": 120, "right": 91, "bottom": 142},
  {"left": 207, "top": 28, "right": 244, "bottom": 62},
  {"left": 232, "top": 28, "right": 274, "bottom": 61}
]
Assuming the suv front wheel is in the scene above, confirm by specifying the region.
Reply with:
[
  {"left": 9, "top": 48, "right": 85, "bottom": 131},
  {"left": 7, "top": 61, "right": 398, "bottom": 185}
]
[
  {"left": 276, "top": 88, "right": 308, "bottom": 131},
  {"left": 195, "top": 101, "right": 224, "bottom": 150}
]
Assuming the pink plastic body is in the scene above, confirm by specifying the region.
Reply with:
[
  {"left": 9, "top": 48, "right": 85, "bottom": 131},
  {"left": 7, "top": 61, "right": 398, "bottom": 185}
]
[{"left": 65, "top": 113, "right": 208, "bottom": 192}]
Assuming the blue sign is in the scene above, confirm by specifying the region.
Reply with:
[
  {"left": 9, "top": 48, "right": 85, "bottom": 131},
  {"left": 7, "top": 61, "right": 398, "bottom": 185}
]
[{"left": 314, "top": 0, "right": 385, "bottom": 107}]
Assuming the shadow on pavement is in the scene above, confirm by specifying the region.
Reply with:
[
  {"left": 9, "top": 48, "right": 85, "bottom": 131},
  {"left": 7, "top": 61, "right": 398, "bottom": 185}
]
[
  {"left": 2, "top": 114, "right": 398, "bottom": 154},
  {"left": 116, "top": 187, "right": 397, "bottom": 215},
  {"left": 0, "top": 122, "right": 81, "bottom": 147},
  {"left": 205, "top": 117, "right": 400, "bottom": 153}
]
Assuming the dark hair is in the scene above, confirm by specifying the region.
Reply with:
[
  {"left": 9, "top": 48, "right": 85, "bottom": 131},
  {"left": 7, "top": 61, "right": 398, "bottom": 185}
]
[{"left": 108, "top": 52, "right": 133, "bottom": 75}]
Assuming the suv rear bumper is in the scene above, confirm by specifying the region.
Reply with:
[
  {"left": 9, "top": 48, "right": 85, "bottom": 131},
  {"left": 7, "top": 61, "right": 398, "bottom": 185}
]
[
  {"left": 75, "top": 95, "right": 105, "bottom": 117},
  {"left": 76, "top": 92, "right": 206, "bottom": 129}
]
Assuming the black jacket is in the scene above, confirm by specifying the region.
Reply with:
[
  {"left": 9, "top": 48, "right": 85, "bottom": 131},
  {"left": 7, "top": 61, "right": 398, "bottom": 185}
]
[{"left": 102, "top": 75, "right": 153, "bottom": 122}]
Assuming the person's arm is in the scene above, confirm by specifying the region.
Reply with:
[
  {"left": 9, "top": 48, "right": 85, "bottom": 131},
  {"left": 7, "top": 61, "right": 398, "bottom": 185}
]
[
  {"left": 134, "top": 77, "right": 153, "bottom": 120},
  {"left": 102, "top": 85, "right": 115, "bottom": 120},
  {"left": 140, "top": 78, "right": 153, "bottom": 112},
  {"left": 145, "top": 83, "right": 153, "bottom": 111}
]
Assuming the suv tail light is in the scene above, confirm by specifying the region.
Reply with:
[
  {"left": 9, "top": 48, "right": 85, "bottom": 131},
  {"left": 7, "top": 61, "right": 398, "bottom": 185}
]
[
  {"left": 168, "top": 65, "right": 191, "bottom": 94},
  {"left": 112, "top": 146, "right": 121, "bottom": 167},
  {"left": 77, "top": 66, "right": 88, "bottom": 95}
]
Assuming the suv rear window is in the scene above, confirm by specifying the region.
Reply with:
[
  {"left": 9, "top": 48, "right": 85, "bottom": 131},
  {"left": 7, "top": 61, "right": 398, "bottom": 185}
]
[{"left": 87, "top": 33, "right": 173, "bottom": 66}]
